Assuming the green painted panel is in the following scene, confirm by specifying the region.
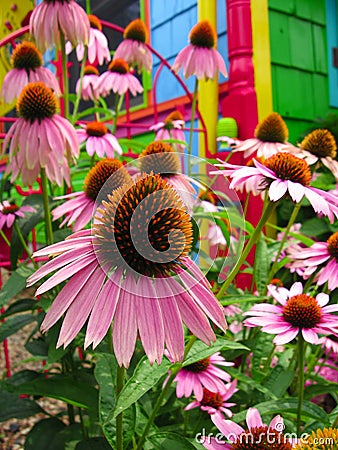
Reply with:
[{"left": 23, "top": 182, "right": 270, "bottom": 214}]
[
  {"left": 269, "top": 11, "right": 291, "bottom": 65},
  {"left": 295, "top": 0, "right": 312, "bottom": 20},
  {"left": 273, "top": 66, "right": 315, "bottom": 120},
  {"left": 308, "top": 0, "right": 326, "bottom": 24},
  {"left": 312, "top": 74, "right": 330, "bottom": 116},
  {"left": 285, "top": 119, "right": 313, "bottom": 143},
  {"left": 269, "top": 0, "right": 296, "bottom": 14},
  {"left": 312, "top": 24, "right": 328, "bottom": 73},
  {"left": 289, "top": 17, "right": 315, "bottom": 71}
]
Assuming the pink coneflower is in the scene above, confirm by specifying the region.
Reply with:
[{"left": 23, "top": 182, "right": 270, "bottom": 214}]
[
  {"left": 27, "top": 174, "right": 227, "bottom": 367},
  {"left": 29, "top": 0, "right": 90, "bottom": 53},
  {"left": 292, "top": 129, "right": 338, "bottom": 180},
  {"left": 243, "top": 282, "right": 338, "bottom": 345},
  {"left": 77, "top": 121, "right": 122, "bottom": 158},
  {"left": 98, "top": 59, "right": 143, "bottom": 97},
  {"left": 150, "top": 110, "right": 186, "bottom": 153},
  {"left": 318, "top": 335, "right": 338, "bottom": 354},
  {"left": 52, "top": 159, "right": 132, "bottom": 231},
  {"left": 172, "top": 352, "right": 233, "bottom": 401},
  {"left": 202, "top": 407, "right": 294, "bottom": 449},
  {"left": 1, "top": 41, "right": 60, "bottom": 104},
  {"left": 172, "top": 20, "right": 227, "bottom": 80},
  {"left": 68, "top": 15, "right": 111, "bottom": 65},
  {"left": 0, "top": 201, "right": 35, "bottom": 230},
  {"left": 76, "top": 65, "right": 101, "bottom": 102},
  {"left": 232, "top": 112, "right": 293, "bottom": 159},
  {"left": 214, "top": 152, "right": 338, "bottom": 223},
  {"left": 287, "top": 232, "right": 338, "bottom": 291},
  {"left": 2, "top": 82, "right": 79, "bottom": 186},
  {"left": 138, "top": 141, "right": 196, "bottom": 208},
  {"left": 185, "top": 380, "right": 238, "bottom": 418},
  {"left": 114, "top": 18, "right": 152, "bottom": 72}
]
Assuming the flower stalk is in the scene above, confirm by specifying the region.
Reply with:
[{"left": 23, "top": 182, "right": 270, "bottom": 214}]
[
  {"left": 40, "top": 168, "right": 54, "bottom": 245},
  {"left": 116, "top": 365, "right": 126, "bottom": 450},
  {"left": 296, "top": 334, "right": 305, "bottom": 435}
]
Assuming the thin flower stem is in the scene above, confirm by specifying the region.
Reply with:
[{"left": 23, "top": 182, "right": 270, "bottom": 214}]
[
  {"left": 116, "top": 365, "right": 126, "bottom": 450},
  {"left": 72, "top": 47, "right": 88, "bottom": 123},
  {"left": 60, "top": 31, "right": 69, "bottom": 119},
  {"left": 216, "top": 201, "right": 278, "bottom": 299},
  {"left": 0, "top": 229, "right": 10, "bottom": 247},
  {"left": 40, "top": 168, "right": 54, "bottom": 245},
  {"left": 267, "top": 201, "right": 302, "bottom": 283},
  {"left": 187, "top": 78, "right": 198, "bottom": 176},
  {"left": 296, "top": 334, "right": 305, "bottom": 436},
  {"left": 13, "top": 221, "right": 38, "bottom": 269},
  {"left": 85, "top": 0, "right": 91, "bottom": 14}
]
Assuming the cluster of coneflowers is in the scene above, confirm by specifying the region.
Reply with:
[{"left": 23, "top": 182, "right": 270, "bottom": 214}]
[{"left": 0, "top": 0, "right": 338, "bottom": 449}]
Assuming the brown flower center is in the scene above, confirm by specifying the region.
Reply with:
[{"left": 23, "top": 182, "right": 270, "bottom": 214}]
[
  {"left": 283, "top": 294, "right": 322, "bottom": 329},
  {"left": 123, "top": 18, "right": 148, "bottom": 43},
  {"left": 200, "top": 389, "right": 223, "bottom": 409},
  {"left": 189, "top": 20, "right": 216, "bottom": 49},
  {"left": 165, "top": 110, "right": 184, "bottom": 123},
  {"left": 327, "top": 232, "right": 338, "bottom": 261},
  {"left": 88, "top": 14, "right": 102, "bottom": 31},
  {"left": 2, "top": 204, "right": 19, "bottom": 214},
  {"left": 301, "top": 129, "right": 337, "bottom": 159},
  {"left": 138, "top": 141, "right": 181, "bottom": 176},
  {"left": 84, "top": 65, "right": 99, "bottom": 76},
  {"left": 83, "top": 158, "right": 131, "bottom": 201},
  {"left": 255, "top": 112, "right": 288, "bottom": 143},
  {"left": 184, "top": 357, "right": 210, "bottom": 373},
  {"left": 198, "top": 190, "right": 217, "bottom": 205},
  {"left": 12, "top": 41, "right": 42, "bottom": 71},
  {"left": 294, "top": 427, "right": 338, "bottom": 449},
  {"left": 263, "top": 153, "right": 311, "bottom": 186},
  {"left": 85, "top": 121, "right": 108, "bottom": 137},
  {"left": 108, "top": 58, "right": 129, "bottom": 74},
  {"left": 94, "top": 174, "right": 193, "bottom": 277},
  {"left": 230, "top": 426, "right": 292, "bottom": 450},
  {"left": 17, "top": 82, "right": 57, "bottom": 123}
]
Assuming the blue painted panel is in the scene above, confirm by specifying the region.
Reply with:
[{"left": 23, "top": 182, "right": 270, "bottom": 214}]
[
  {"left": 151, "top": 0, "right": 196, "bottom": 29},
  {"left": 326, "top": 0, "right": 338, "bottom": 107}
]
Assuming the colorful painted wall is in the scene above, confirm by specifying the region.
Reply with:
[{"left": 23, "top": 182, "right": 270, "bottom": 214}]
[{"left": 268, "top": 0, "right": 338, "bottom": 143}]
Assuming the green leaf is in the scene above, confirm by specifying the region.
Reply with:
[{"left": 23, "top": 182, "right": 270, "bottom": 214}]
[
  {"left": 94, "top": 353, "right": 117, "bottom": 422},
  {"left": 233, "top": 399, "right": 329, "bottom": 424},
  {"left": 0, "top": 314, "right": 36, "bottom": 342},
  {"left": 24, "top": 418, "right": 66, "bottom": 450},
  {"left": 262, "top": 366, "right": 295, "bottom": 397},
  {"left": 112, "top": 356, "right": 171, "bottom": 419},
  {"left": 118, "top": 138, "right": 148, "bottom": 151},
  {"left": 0, "top": 265, "right": 34, "bottom": 309},
  {"left": 75, "top": 438, "right": 112, "bottom": 450},
  {"left": 183, "top": 338, "right": 249, "bottom": 367},
  {"left": 255, "top": 237, "right": 269, "bottom": 295},
  {"left": 225, "top": 367, "right": 278, "bottom": 398},
  {"left": 146, "top": 432, "right": 199, "bottom": 449},
  {"left": 0, "top": 389, "right": 44, "bottom": 420},
  {"left": 304, "top": 383, "right": 338, "bottom": 400},
  {"left": 221, "top": 294, "right": 268, "bottom": 305},
  {"left": 0, "top": 298, "right": 37, "bottom": 318}
]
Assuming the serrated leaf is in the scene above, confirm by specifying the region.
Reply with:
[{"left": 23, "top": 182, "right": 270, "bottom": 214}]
[
  {"left": 0, "top": 265, "right": 34, "bottom": 309},
  {"left": 183, "top": 338, "right": 249, "bottom": 367},
  {"left": 112, "top": 356, "right": 171, "bottom": 420},
  {"left": 0, "top": 314, "right": 36, "bottom": 342}
]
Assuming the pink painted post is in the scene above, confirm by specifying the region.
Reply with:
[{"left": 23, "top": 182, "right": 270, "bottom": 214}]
[{"left": 221, "top": 0, "right": 262, "bottom": 288}]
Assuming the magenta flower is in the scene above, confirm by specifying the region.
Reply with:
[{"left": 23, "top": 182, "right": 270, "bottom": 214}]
[
  {"left": 27, "top": 174, "right": 227, "bottom": 367},
  {"left": 202, "top": 407, "right": 293, "bottom": 449},
  {"left": 98, "top": 59, "right": 143, "bottom": 97},
  {"left": 287, "top": 232, "right": 338, "bottom": 292},
  {"left": 0, "top": 201, "right": 35, "bottom": 230},
  {"left": 52, "top": 159, "right": 132, "bottom": 231},
  {"left": 1, "top": 41, "right": 60, "bottom": 104},
  {"left": 2, "top": 82, "right": 79, "bottom": 186},
  {"left": 76, "top": 66, "right": 101, "bottom": 102},
  {"left": 318, "top": 335, "right": 338, "bottom": 354},
  {"left": 172, "top": 352, "right": 233, "bottom": 401},
  {"left": 77, "top": 121, "right": 122, "bottom": 158},
  {"left": 214, "top": 152, "right": 338, "bottom": 223},
  {"left": 244, "top": 282, "right": 338, "bottom": 345},
  {"left": 114, "top": 18, "right": 152, "bottom": 72},
  {"left": 185, "top": 380, "right": 238, "bottom": 418},
  {"left": 172, "top": 20, "right": 227, "bottom": 80},
  {"left": 150, "top": 110, "right": 186, "bottom": 153},
  {"left": 29, "top": 0, "right": 90, "bottom": 52}
]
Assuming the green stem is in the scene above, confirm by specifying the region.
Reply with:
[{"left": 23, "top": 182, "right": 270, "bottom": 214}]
[
  {"left": 296, "top": 334, "right": 305, "bottom": 436},
  {"left": 40, "top": 168, "right": 54, "bottom": 245},
  {"left": 72, "top": 47, "right": 88, "bottom": 124},
  {"left": 216, "top": 201, "right": 277, "bottom": 299},
  {"left": 116, "top": 365, "right": 126, "bottom": 450},
  {"left": 14, "top": 221, "right": 38, "bottom": 268},
  {"left": 85, "top": 0, "right": 91, "bottom": 14},
  {"left": 187, "top": 78, "right": 198, "bottom": 176},
  {"left": 0, "top": 229, "right": 10, "bottom": 247},
  {"left": 60, "top": 31, "right": 69, "bottom": 119},
  {"left": 79, "top": 408, "right": 88, "bottom": 440},
  {"left": 267, "top": 201, "right": 301, "bottom": 283}
]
